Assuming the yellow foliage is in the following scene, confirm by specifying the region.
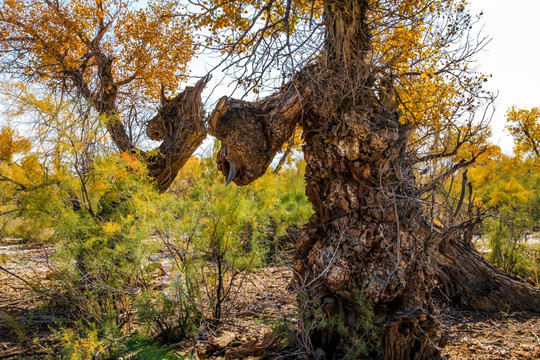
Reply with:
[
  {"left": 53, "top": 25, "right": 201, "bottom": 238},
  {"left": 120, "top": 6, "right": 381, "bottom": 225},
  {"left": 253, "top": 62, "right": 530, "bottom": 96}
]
[
  {"left": 102, "top": 221, "right": 121, "bottom": 235},
  {"left": 506, "top": 106, "right": 540, "bottom": 159},
  {"left": 470, "top": 154, "right": 538, "bottom": 211},
  {"left": 59, "top": 328, "right": 104, "bottom": 359},
  {"left": 0, "top": 126, "right": 32, "bottom": 162},
  {"left": 120, "top": 151, "right": 141, "bottom": 168},
  {"left": 0, "top": 0, "right": 195, "bottom": 100}
]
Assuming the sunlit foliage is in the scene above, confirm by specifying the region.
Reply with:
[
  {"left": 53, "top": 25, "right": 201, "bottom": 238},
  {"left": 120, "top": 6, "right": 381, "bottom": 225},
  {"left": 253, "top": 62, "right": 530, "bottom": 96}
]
[
  {"left": 0, "top": 0, "right": 196, "bottom": 149},
  {"left": 506, "top": 106, "right": 540, "bottom": 159},
  {"left": 0, "top": 84, "right": 312, "bottom": 356},
  {"left": 470, "top": 154, "right": 539, "bottom": 280},
  {"left": 469, "top": 108, "right": 540, "bottom": 282},
  {"left": 0, "top": 0, "right": 193, "bottom": 96}
]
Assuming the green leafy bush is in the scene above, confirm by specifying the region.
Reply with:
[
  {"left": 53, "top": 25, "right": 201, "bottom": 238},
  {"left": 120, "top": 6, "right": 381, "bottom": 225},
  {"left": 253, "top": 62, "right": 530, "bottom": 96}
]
[{"left": 472, "top": 156, "right": 540, "bottom": 282}]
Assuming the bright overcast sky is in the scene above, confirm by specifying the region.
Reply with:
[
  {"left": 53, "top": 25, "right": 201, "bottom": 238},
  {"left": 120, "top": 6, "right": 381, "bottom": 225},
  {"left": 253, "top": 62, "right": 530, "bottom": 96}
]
[{"left": 469, "top": 0, "right": 540, "bottom": 154}]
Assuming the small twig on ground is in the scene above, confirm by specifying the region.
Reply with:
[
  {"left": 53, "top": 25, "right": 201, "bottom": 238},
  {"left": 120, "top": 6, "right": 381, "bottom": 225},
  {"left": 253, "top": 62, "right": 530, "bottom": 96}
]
[{"left": 531, "top": 329, "right": 540, "bottom": 344}]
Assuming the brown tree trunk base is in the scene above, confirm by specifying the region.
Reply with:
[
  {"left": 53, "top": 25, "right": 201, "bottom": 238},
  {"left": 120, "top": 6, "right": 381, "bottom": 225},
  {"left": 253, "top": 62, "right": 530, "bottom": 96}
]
[
  {"left": 290, "top": 95, "right": 445, "bottom": 358},
  {"left": 382, "top": 314, "right": 445, "bottom": 360},
  {"left": 433, "top": 238, "right": 540, "bottom": 313}
]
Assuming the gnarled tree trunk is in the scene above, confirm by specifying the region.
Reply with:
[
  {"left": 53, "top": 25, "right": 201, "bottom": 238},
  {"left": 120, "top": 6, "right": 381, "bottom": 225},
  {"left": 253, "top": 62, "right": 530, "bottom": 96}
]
[
  {"left": 208, "top": 0, "right": 539, "bottom": 358},
  {"left": 70, "top": 48, "right": 209, "bottom": 193},
  {"left": 144, "top": 76, "right": 210, "bottom": 192},
  {"left": 209, "top": 77, "right": 443, "bottom": 360},
  {"left": 209, "top": 78, "right": 540, "bottom": 358},
  {"left": 295, "top": 94, "right": 444, "bottom": 359}
]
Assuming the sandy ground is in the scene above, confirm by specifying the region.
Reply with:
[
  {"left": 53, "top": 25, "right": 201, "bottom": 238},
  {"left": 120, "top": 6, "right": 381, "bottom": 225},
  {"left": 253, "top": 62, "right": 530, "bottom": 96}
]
[
  {"left": 0, "top": 238, "right": 539, "bottom": 359},
  {"left": 474, "top": 234, "right": 540, "bottom": 255}
]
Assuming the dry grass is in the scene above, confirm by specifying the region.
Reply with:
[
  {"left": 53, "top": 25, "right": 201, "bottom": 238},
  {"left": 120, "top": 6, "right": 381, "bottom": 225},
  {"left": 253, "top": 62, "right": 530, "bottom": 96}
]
[{"left": 0, "top": 239, "right": 539, "bottom": 359}]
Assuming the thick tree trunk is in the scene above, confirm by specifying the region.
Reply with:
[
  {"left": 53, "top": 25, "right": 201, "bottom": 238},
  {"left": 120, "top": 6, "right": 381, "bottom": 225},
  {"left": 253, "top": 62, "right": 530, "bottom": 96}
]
[
  {"left": 285, "top": 1, "right": 443, "bottom": 357},
  {"left": 295, "top": 91, "right": 444, "bottom": 359},
  {"left": 209, "top": 78, "right": 443, "bottom": 358},
  {"left": 145, "top": 76, "right": 210, "bottom": 192},
  {"left": 208, "top": 0, "right": 540, "bottom": 357},
  {"left": 208, "top": 80, "right": 540, "bottom": 357},
  {"left": 434, "top": 238, "right": 540, "bottom": 312}
]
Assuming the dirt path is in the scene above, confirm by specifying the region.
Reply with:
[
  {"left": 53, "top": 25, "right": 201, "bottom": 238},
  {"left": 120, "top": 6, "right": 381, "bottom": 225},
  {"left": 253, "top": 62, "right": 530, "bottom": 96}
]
[
  {"left": 0, "top": 239, "right": 57, "bottom": 358},
  {"left": 440, "top": 308, "right": 540, "bottom": 359},
  {"left": 0, "top": 239, "right": 539, "bottom": 359}
]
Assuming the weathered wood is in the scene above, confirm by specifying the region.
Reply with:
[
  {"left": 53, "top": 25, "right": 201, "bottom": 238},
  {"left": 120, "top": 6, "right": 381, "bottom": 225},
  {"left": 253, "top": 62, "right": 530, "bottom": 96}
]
[
  {"left": 208, "top": 82, "right": 303, "bottom": 186},
  {"left": 295, "top": 92, "right": 444, "bottom": 358},
  {"left": 434, "top": 238, "right": 540, "bottom": 313},
  {"left": 209, "top": 79, "right": 540, "bottom": 357},
  {"left": 144, "top": 76, "right": 209, "bottom": 192},
  {"left": 208, "top": 0, "right": 540, "bottom": 358}
]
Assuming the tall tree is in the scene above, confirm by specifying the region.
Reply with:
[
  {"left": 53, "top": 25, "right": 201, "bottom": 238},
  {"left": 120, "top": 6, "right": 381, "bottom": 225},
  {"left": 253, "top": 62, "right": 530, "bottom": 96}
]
[
  {"left": 0, "top": 0, "right": 207, "bottom": 191},
  {"left": 3, "top": 0, "right": 540, "bottom": 356},
  {"left": 506, "top": 106, "right": 540, "bottom": 159},
  {"left": 206, "top": 0, "right": 540, "bottom": 358}
]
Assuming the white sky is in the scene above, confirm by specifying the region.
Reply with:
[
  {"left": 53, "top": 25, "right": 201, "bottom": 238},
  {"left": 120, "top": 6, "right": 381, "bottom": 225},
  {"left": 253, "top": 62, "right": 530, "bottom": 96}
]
[{"left": 468, "top": 0, "right": 540, "bottom": 153}]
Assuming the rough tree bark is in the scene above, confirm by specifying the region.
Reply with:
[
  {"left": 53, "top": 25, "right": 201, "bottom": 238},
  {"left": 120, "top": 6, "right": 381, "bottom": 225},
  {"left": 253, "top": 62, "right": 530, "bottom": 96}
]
[
  {"left": 210, "top": 75, "right": 444, "bottom": 359},
  {"left": 208, "top": 83, "right": 303, "bottom": 186},
  {"left": 209, "top": 79, "right": 540, "bottom": 358},
  {"left": 208, "top": 1, "right": 540, "bottom": 358},
  {"left": 145, "top": 76, "right": 210, "bottom": 191},
  {"left": 297, "top": 96, "right": 444, "bottom": 359}
]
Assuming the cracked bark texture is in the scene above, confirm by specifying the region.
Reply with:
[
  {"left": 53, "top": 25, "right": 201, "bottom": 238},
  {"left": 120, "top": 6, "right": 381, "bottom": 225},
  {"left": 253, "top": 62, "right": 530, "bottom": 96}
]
[
  {"left": 209, "top": 0, "right": 442, "bottom": 357},
  {"left": 298, "top": 92, "right": 444, "bottom": 359},
  {"left": 210, "top": 72, "right": 446, "bottom": 359},
  {"left": 433, "top": 237, "right": 540, "bottom": 312}
]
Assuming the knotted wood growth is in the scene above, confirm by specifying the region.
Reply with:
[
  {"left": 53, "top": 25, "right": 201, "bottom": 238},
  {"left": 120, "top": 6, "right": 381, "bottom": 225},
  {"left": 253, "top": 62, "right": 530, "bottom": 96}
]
[{"left": 208, "top": 81, "right": 304, "bottom": 186}]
